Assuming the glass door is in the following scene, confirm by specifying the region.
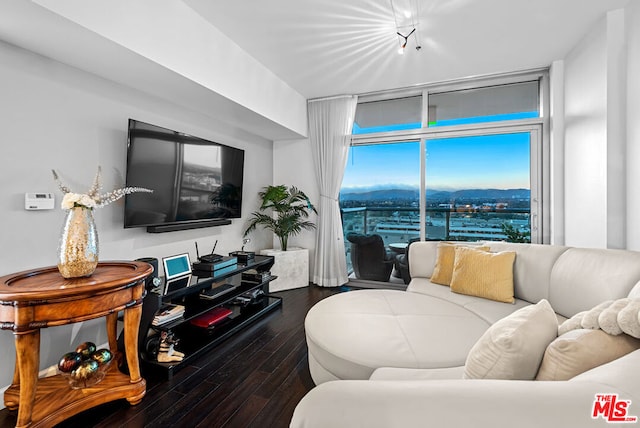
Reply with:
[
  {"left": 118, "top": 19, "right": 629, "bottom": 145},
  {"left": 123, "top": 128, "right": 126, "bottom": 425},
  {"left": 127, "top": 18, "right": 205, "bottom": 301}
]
[
  {"left": 423, "top": 127, "right": 541, "bottom": 243},
  {"left": 340, "top": 141, "right": 421, "bottom": 275}
]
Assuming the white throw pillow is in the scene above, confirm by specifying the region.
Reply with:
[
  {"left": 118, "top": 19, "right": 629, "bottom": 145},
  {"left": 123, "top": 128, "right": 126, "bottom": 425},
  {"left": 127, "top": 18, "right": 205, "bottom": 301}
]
[{"left": 464, "top": 299, "right": 558, "bottom": 380}]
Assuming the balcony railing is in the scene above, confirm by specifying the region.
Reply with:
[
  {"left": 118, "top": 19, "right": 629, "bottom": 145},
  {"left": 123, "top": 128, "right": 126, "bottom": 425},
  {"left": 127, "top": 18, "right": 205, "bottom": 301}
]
[{"left": 341, "top": 206, "right": 531, "bottom": 275}]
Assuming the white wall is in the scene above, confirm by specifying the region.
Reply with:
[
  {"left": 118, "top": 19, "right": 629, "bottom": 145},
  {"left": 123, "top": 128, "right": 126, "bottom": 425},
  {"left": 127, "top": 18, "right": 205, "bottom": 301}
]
[
  {"left": 562, "top": 9, "right": 627, "bottom": 249},
  {"left": 606, "top": 9, "right": 627, "bottom": 249},
  {"left": 549, "top": 60, "right": 565, "bottom": 245},
  {"left": 626, "top": 1, "right": 640, "bottom": 250},
  {"left": 31, "top": 0, "right": 308, "bottom": 138},
  {"left": 0, "top": 41, "right": 274, "bottom": 393},
  {"left": 563, "top": 16, "right": 608, "bottom": 248},
  {"left": 272, "top": 138, "right": 318, "bottom": 274}
]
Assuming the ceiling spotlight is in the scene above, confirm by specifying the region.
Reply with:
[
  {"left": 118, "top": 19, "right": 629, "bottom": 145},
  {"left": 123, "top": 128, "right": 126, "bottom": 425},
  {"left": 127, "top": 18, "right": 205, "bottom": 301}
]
[
  {"left": 403, "top": 10, "right": 412, "bottom": 18},
  {"left": 398, "top": 47, "right": 405, "bottom": 55}
]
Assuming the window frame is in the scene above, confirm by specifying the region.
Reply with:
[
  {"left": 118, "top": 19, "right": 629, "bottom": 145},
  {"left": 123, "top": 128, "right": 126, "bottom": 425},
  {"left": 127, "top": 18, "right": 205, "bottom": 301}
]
[{"left": 349, "top": 69, "right": 550, "bottom": 243}]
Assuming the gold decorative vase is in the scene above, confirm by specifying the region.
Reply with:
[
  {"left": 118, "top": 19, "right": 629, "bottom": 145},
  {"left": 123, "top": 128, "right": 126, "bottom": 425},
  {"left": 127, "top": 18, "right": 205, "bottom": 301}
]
[{"left": 57, "top": 207, "right": 99, "bottom": 278}]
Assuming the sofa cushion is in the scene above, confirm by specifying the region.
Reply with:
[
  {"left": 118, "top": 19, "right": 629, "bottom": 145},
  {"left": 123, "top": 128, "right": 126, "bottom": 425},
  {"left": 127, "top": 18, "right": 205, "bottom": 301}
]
[
  {"left": 450, "top": 247, "right": 516, "bottom": 304},
  {"left": 407, "top": 278, "right": 531, "bottom": 324},
  {"left": 549, "top": 247, "right": 640, "bottom": 318},
  {"left": 408, "top": 241, "right": 440, "bottom": 279},
  {"left": 536, "top": 329, "right": 640, "bottom": 381},
  {"left": 431, "top": 243, "right": 488, "bottom": 286},
  {"left": 569, "top": 349, "right": 640, "bottom": 399},
  {"left": 628, "top": 281, "right": 640, "bottom": 298},
  {"left": 305, "top": 289, "right": 491, "bottom": 383},
  {"left": 464, "top": 299, "right": 558, "bottom": 380},
  {"left": 483, "top": 242, "right": 569, "bottom": 306}
]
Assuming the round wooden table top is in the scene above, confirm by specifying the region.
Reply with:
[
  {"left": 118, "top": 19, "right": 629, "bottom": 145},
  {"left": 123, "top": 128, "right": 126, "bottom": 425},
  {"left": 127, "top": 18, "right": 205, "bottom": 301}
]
[{"left": 0, "top": 261, "right": 153, "bottom": 303}]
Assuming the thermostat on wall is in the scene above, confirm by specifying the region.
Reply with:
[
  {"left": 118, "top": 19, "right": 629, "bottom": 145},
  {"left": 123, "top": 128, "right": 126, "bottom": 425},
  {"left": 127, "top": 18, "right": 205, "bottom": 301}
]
[{"left": 25, "top": 193, "right": 55, "bottom": 210}]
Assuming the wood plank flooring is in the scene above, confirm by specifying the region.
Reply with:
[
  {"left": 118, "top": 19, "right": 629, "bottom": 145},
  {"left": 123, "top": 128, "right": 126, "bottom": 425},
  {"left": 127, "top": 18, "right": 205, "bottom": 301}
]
[{"left": 0, "top": 285, "right": 347, "bottom": 428}]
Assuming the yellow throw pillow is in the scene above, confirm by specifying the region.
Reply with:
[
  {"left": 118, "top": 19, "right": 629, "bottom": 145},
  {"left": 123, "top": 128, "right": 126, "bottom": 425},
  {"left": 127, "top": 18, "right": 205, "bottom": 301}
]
[
  {"left": 450, "top": 246, "right": 516, "bottom": 303},
  {"left": 536, "top": 329, "right": 640, "bottom": 381},
  {"left": 431, "top": 242, "right": 489, "bottom": 286}
]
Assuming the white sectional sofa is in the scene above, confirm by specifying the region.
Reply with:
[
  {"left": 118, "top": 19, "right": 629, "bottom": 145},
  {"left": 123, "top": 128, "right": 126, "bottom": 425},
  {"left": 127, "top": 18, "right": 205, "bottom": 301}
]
[{"left": 292, "top": 242, "right": 640, "bottom": 428}]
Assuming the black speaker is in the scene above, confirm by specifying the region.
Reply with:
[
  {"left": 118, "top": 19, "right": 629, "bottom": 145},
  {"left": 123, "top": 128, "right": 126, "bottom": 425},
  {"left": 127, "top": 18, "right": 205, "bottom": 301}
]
[{"left": 136, "top": 257, "right": 158, "bottom": 290}]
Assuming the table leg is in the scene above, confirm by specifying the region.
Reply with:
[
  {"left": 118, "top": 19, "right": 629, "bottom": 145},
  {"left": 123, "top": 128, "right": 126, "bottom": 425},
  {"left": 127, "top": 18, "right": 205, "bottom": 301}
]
[
  {"left": 14, "top": 329, "right": 40, "bottom": 428},
  {"left": 123, "top": 303, "right": 145, "bottom": 405},
  {"left": 3, "top": 350, "right": 21, "bottom": 411},
  {"left": 106, "top": 312, "right": 118, "bottom": 352},
  {"left": 12, "top": 349, "right": 20, "bottom": 385}
]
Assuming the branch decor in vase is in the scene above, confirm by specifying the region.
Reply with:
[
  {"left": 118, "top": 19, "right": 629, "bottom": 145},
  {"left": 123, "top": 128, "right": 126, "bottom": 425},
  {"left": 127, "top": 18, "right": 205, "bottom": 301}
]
[
  {"left": 52, "top": 166, "right": 152, "bottom": 278},
  {"left": 243, "top": 185, "right": 317, "bottom": 251}
]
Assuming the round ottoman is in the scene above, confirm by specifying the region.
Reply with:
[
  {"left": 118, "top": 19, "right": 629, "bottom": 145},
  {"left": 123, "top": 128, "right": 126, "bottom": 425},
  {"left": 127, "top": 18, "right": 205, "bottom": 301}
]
[{"left": 304, "top": 289, "right": 491, "bottom": 384}]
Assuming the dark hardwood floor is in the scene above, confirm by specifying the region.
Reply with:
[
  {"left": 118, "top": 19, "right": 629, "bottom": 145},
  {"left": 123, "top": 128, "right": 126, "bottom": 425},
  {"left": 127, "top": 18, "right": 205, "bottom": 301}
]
[{"left": 0, "top": 285, "right": 347, "bottom": 428}]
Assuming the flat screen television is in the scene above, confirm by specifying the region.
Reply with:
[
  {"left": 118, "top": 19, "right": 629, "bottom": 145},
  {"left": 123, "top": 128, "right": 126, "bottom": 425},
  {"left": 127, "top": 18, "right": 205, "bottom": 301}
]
[{"left": 124, "top": 119, "right": 245, "bottom": 233}]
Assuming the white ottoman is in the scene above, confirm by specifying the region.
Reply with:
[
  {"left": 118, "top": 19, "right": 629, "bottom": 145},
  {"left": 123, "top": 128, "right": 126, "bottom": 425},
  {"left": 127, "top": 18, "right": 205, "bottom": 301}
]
[{"left": 304, "top": 289, "right": 491, "bottom": 384}]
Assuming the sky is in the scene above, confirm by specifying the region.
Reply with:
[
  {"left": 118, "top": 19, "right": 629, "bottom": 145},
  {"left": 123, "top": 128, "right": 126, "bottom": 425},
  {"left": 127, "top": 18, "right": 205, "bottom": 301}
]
[{"left": 341, "top": 132, "right": 531, "bottom": 191}]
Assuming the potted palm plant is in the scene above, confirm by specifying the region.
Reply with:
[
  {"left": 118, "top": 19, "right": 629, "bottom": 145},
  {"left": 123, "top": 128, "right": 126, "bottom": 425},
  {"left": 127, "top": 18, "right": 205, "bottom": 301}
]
[
  {"left": 243, "top": 185, "right": 317, "bottom": 251},
  {"left": 244, "top": 185, "right": 317, "bottom": 291}
]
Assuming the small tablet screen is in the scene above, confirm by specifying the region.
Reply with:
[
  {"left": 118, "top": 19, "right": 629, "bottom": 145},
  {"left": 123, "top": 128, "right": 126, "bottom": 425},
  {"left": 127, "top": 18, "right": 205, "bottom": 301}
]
[{"left": 162, "top": 253, "right": 192, "bottom": 280}]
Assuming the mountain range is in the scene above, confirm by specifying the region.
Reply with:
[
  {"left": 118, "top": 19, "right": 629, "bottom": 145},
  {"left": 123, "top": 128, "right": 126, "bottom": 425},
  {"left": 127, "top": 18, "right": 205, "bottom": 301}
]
[{"left": 339, "top": 188, "right": 530, "bottom": 201}]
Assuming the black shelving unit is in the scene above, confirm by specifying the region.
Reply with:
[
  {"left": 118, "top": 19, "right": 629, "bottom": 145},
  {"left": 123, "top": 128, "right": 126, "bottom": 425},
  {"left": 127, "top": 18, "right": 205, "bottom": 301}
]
[{"left": 138, "top": 255, "right": 281, "bottom": 379}]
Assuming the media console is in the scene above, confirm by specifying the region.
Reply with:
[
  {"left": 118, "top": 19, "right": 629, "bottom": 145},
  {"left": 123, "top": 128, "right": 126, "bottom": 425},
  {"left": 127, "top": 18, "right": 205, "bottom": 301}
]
[{"left": 138, "top": 255, "right": 281, "bottom": 378}]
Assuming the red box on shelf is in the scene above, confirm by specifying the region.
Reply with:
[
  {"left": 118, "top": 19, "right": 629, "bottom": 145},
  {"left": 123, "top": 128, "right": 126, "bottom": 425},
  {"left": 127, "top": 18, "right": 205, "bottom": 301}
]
[{"left": 189, "top": 307, "right": 233, "bottom": 328}]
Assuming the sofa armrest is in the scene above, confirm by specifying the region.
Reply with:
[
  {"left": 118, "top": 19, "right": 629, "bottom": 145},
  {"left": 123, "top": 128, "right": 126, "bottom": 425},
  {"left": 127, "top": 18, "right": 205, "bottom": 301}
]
[
  {"left": 407, "top": 241, "right": 439, "bottom": 279},
  {"left": 290, "top": 378, "right": 629, "bottom": 428},
  {"left": 293, "top": 352, "right": 640, "bottom": 428}
]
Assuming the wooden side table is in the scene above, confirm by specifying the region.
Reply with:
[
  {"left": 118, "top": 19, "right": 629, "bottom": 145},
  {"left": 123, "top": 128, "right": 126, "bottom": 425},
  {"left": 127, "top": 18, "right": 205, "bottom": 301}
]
[{"left": 0, "top": 261, "right": 152, "bottom": 428}]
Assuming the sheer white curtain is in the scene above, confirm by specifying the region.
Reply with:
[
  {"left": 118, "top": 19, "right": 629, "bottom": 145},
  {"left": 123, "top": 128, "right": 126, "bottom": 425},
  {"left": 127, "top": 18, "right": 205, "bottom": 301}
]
[{"left": 308, "top": 95, "right": 358, "bottom": 287}]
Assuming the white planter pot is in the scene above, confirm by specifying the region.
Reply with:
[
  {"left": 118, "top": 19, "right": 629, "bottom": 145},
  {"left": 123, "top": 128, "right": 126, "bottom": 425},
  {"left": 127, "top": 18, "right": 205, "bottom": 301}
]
[{"left": 259, "top": 247, "right": 309, "bottom": 292}]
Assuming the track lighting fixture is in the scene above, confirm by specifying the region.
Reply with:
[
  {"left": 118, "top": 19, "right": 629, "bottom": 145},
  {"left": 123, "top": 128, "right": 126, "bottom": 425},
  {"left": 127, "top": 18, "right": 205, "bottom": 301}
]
[{"left": 390, "top": 0, "right": 421, "bottom": 54}]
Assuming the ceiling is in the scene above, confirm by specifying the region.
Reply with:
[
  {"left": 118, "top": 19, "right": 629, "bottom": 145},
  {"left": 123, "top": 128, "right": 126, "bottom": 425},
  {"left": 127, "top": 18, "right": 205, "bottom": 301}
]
[
  {"left": 0, "top": 0, "right": 630, "bottom": 140},
  {"left": 184, "top": 0, "right": 629, "bottom": 99}
]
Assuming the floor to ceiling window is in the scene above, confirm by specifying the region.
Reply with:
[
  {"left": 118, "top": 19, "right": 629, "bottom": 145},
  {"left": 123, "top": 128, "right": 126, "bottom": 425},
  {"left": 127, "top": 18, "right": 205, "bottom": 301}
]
[
  {"left": 341, "top": 141, "right": 421, "bottom": 272},
  {"left": 340, "top": 71, "right": 548, "bottom": 277},
  {"left": 425, "top": 130, "right": 539, "bottom": 243}
]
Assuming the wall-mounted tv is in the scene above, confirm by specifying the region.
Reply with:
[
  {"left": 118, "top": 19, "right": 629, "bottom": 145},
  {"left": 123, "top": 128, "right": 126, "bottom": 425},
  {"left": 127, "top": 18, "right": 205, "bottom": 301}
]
[{"left": 124, "top": 119, "right": 244, "bottom": 233}]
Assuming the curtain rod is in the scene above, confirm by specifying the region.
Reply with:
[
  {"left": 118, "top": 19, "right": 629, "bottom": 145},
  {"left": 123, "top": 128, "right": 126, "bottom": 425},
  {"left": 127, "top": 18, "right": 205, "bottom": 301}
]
[{"left": 308, "top": 94, "right": 356, "bottom": 102}]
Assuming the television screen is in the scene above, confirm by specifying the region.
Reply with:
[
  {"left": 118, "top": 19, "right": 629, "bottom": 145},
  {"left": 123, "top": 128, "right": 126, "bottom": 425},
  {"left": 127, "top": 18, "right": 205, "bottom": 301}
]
[{"left": 124, "top": 119, "right": 244, "bottom": 231}]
